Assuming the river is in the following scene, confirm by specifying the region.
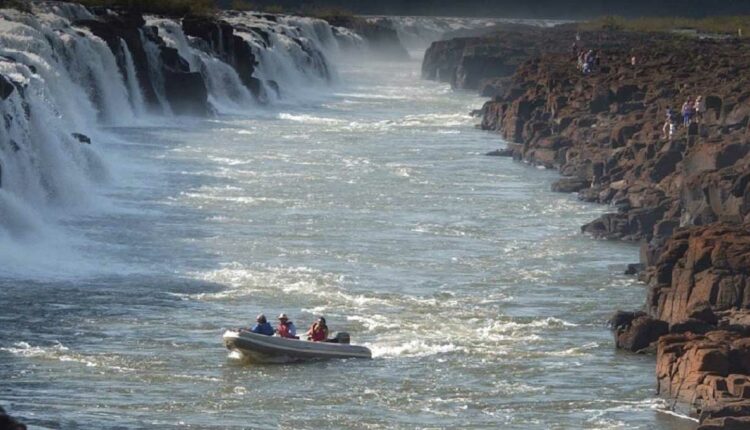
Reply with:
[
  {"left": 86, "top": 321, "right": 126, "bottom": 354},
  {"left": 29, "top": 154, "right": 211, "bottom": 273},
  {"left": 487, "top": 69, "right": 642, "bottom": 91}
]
[{"left": 0, "top": 49, "right": 695, "bottom": 428}]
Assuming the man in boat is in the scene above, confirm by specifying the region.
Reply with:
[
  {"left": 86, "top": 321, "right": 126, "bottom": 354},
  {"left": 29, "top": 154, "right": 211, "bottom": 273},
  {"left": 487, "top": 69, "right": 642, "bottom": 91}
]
[
  {"left": 250, "top": 314, "right": 274, "bottom": 336},
  {"left": 306, "top": 316, "right": 329, "bottom": 342},
  {"left": 275, "top": 313, "right": 298, "bottom": 339}
]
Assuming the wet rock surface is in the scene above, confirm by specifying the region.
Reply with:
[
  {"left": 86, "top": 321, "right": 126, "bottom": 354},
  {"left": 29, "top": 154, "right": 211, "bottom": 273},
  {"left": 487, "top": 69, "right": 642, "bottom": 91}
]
[
  {"left": 423, "top": 25, "right": 750, "bottom": 427},
  {"left": 0, "top": 73, "right": 15, "bottom": 100},
  {"left": 0, "top": 406, "right": 26, "bottom": 430}
]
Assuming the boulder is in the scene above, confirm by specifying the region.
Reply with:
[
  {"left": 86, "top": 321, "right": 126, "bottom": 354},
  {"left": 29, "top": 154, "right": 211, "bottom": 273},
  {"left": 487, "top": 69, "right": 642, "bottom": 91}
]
[
  {"left": 609, "top": 310, "right": 646, "bottom": 329},
  {"left": 485, "top": 148, "right": 514, "bottom": 157},
  {"left": 71, "top": 133, "right": 91, "bottom": 144},
  {"left": 551, "top": 177, "right": 589, "bottom": 193},
  {"left": 625, "top": 263, "right": 645, "bottom": 275},
  {"left": 614, "top": 315, "right": 668, "bottom": 352}
]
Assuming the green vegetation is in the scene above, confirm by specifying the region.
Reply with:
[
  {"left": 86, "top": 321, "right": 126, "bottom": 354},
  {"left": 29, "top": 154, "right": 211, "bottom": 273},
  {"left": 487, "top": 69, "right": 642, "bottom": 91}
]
[
  {"left": 227, "top": 0, "right": 354, "bottom": 20},
  {"left": 299, "top": 6, "right": 354, "bottom": 20},
  {"left": 0, "top": 0, "right": 32, "bottom": 12},
  {"left": 75, "top": 0, "right": 217, "bottom": 16},
  {"left": 230, "top": 0, "right": 255, "bottom": 11},
  {"left": 580, "top": 15, "right": 750, "bottom": 37}
]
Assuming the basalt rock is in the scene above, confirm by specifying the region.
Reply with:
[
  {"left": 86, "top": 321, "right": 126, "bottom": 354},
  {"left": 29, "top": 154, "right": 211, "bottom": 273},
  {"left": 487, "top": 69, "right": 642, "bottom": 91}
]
[
  {"left": 0, "top": 406, "right": 26, "bottom": 430},
  {"left": 646, "top": 224, "right": 750, "bottom": 324},
  {"left": 614, "top": 315, "right": 668, "bottom": 352},
  {"left": 551, "top": 177, "right": 589, "bottom": 193},
  {"left": 485, "top": 148, "right": 514, "bottom": 157},
  {"left": 0, "top": 74, "right": 14, "bottom": 100},
  {"left": 163, "top": 71, "right": 209, "bottom": 116},
  {"left": 71, "top": 133, "right": 91, "bottom": 144},
  {"left": 182, "top": 16, "right": 261, "bottom": 98},
  {"left": 426, "top": 25, "right": 750, "bottom": 425},
  {"left": 657, "top": 331, "right": 750, "bottom": 427}
]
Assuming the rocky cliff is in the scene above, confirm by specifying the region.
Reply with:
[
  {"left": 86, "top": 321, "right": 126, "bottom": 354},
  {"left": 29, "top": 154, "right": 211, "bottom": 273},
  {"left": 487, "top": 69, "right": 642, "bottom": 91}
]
[{"left": 423, "top": 26, "right": 750, "bottom": 427}]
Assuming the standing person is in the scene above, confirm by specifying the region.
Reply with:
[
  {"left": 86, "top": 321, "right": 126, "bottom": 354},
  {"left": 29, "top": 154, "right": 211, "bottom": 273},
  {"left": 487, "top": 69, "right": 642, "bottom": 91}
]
[
  {"left": 276, "top": 313, "right": 297, "bottom": 339},
  {"left": 663, "top": 106, "right": 674, "bottom": 140},
  {"left": 682, "top": 98, "right": 694, "bottom": 126},
  {"left": 250, "top": 314, "right": 274, "bottom": 336},
  {"left": 694, "top": 95, "right": 706, "bottom": 124},
  {"left": 306, "top": 317, "right": 329, "bottom": 342}
]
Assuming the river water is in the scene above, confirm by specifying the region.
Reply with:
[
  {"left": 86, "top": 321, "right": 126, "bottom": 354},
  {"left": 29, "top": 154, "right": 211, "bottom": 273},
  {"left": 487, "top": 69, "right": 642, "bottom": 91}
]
[{"left": 0, "top": 54, "right": 694, "bottom": 429}]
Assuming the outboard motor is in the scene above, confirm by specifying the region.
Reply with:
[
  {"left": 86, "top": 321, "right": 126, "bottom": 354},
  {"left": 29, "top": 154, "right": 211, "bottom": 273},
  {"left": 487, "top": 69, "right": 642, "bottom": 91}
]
[{"left": 330, "top": 332, "right": 350, "bottom": 344}]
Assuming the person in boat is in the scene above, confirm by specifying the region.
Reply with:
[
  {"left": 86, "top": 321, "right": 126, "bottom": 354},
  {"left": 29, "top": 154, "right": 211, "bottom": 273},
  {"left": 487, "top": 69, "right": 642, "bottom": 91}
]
[
  {"left": 250, "top": 314, "right": 274, "bottom": 336},
  {"left": 306, "top": 316, "right": 329, "bottom": 342},
  {"left": 276, "top": 313, "right": 298, "bottom": 339}
]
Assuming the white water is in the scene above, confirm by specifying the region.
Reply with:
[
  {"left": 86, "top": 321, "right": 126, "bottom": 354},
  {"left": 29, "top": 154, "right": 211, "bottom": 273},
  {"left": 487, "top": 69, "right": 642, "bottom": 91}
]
[{"left": 0, "top": 5, "right": 357, "bottom": 256}]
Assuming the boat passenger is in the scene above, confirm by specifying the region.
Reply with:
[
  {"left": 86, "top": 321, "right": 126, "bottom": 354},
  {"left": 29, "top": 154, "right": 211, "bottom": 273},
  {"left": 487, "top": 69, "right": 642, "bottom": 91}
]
[
  {"left": 250, "top": 314, "right": 274, "bottom": 336},
  {"left": 276, "top": 313, "right": 298, "bottom": 339},
  {"left": 306, "top": 317, "right": 329, "bottom": 342}
]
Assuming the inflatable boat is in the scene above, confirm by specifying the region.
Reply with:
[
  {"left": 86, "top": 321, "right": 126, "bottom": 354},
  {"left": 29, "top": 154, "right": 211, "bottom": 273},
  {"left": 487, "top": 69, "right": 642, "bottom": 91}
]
[{"left": 223, "top": 330, "right": 372, "bottom": 363}]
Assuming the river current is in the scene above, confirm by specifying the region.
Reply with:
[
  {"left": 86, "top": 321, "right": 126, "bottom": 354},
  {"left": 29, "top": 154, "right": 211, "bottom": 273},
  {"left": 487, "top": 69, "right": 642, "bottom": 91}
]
[{"left": 0, "top": 53, "right": 694, "bottom": 429}]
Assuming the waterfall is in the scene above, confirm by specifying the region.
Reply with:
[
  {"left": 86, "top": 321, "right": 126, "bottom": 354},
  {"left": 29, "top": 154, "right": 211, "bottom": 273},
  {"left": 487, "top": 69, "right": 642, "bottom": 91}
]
[
  {"left": 139, "top": 29, "right": 172, "bottom": 115},
  {"left": 0, "top": 3, "right": 367, "bottom": 247},
  {"left": 223, "top": 12, "right": 361, "bottom": 102},
  {"left": 120, "top": 39, "right": 146, "bottom": 116},
  {"left": 149, "top": 17, "right": 253, "bottom": 112}
]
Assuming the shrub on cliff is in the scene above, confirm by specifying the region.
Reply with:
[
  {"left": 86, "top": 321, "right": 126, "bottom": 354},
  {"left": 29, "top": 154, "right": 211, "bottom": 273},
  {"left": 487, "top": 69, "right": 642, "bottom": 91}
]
[
  {"left": 580, "top": 15, "right": 750, "bottom": 37},
  {"left": 0, "top": 0, "right": 32, "bottom": 12},
  {"left": 75, "top": 0, "right": 216, "bottom": 16}
]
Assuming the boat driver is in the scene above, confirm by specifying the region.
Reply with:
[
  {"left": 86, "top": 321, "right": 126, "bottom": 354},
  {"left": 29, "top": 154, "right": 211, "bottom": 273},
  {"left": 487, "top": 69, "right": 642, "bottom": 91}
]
[{"left": 250, "top": 314, "right": 274, "bottom": 336}]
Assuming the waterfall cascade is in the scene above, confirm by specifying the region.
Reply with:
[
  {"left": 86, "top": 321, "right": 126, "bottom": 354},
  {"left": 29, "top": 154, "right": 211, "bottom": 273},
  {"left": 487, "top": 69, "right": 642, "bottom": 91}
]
[{"left": 0, "top": 2, "right": 364, "bottom": 242}]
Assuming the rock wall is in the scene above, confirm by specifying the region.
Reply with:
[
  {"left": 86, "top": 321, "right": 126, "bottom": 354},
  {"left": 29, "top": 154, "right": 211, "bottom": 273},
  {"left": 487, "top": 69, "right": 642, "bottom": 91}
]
[
  {"left": 0, "top": 406, "right": 26, "bottom": 430},
  {"left": 422, "top": 26, "right": 750, "bottom": 427}
]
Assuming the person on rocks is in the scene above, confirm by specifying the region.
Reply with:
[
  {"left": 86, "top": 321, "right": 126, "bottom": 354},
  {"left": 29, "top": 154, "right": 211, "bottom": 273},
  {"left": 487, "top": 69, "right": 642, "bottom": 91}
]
[
  {"left": 682, "top": 97, "right": 695, "bottom": 126},
  {"left": 663, "top": 106, "right": 678, "bottom": 140},
  {"left": 694, "top": 95, "right": 706, "bottom": 124},
  {"left": 306, "top": 316, "right": 329, "bottom": 342},
  {"left": 249, "top": 314, "right": 274, "bottom": 336},
  {"left": 583, "top": 49, "right": 595, "bottom": 74},
  {"left": 663, "top": 106, "right": 673, "bottom": 139},
  {"left": 275, "top": 313, "right": 298, "bottom": 339}
]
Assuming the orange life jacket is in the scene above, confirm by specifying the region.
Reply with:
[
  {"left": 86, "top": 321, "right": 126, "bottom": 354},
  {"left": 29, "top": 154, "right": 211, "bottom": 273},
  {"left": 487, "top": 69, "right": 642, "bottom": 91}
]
[
  {"left": 309, "top": 323, "right": 327, "bottom": 341},
  {"left": 277, "top": 322, "right": 293, "bottom": 338}
]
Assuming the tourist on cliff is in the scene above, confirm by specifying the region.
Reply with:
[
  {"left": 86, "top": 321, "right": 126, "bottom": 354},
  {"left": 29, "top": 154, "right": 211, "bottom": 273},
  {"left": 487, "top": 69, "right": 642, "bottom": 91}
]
[
  {"left": 694, "top": 96, "right": 706, "bottom": 124},
  {"left": 276, "top": 313, "right": 298, "bottom": 339},
  {"left": 663, "top": 106, "right": 677, "bottom": 140},
  {"left": 250, "top": 314, "right": 274, "bottom": 336},
  {"left": 682, "top": 98, "right": 695, "bottom": 126}
]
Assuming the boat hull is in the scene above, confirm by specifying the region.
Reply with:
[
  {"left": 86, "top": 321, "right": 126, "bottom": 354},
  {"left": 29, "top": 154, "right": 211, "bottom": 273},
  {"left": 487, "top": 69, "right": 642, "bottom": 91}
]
[{"left": 223, "top": 330, "right": 372, "bottom": 363}]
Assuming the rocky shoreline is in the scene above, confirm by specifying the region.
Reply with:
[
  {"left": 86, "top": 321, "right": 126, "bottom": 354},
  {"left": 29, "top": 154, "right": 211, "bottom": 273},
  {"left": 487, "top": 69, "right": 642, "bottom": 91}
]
[{"left": 423, "top": 25, "right": 750, "bottom": 428}]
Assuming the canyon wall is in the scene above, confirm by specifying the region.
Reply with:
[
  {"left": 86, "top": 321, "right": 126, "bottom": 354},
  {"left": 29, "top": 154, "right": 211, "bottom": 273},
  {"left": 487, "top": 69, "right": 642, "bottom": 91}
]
[{"left": 423, "top": 25, "right": 750, "bottom": 428}]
